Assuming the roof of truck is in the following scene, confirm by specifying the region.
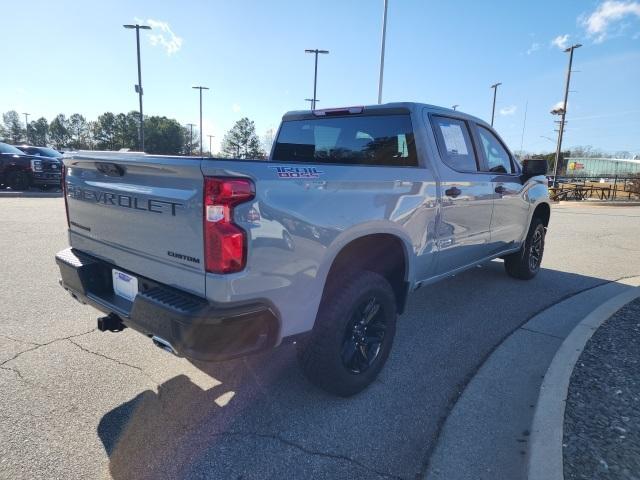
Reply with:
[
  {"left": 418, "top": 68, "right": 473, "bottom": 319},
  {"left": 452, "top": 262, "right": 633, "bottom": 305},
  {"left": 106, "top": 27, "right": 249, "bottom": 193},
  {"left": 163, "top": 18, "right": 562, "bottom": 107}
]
[{"left": 282, "top": 102, "right": 489, "bottom": 127}]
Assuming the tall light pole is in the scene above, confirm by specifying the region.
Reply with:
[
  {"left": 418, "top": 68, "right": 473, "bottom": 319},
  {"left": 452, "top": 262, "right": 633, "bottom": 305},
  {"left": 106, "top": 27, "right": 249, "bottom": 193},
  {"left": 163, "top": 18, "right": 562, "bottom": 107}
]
[
  {"left": 490, "top": 82, "right": 502, "bottom": 127},
  {"left": 123, "top": 23, "right": 151, "bottom": 152},
  {"left": 192, "top": 86, "right": 209, "bottom": 156},
  {"left": 452, "top": 105, "right": 459, "bottom": 111},
  {"left": 377, "top": 0, "right": 389, "bottom": 104},
  {"left": 552, "top": 43, "right": 582, "bottom": 187},
  {"left": 304, "top": 49, "right": 329, "bottom": 110},
  {"left": 22, "top": 113, "right": 30, "bottom": 143},
  {"left": 186, "top": 123, "right": 195, "bottom": 155},
  {"left": 207, "top": 135, "right": 214, "bottom": 157}
]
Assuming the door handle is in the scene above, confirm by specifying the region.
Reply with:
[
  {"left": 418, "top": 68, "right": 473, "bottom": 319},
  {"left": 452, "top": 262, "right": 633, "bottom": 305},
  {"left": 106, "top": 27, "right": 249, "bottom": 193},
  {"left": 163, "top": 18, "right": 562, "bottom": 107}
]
[
  {"left": 444, "top": 187, "right": 461, "bottom": 198},
  {"left": 495, "top": 185, "right": 506, "bottom": 195}
]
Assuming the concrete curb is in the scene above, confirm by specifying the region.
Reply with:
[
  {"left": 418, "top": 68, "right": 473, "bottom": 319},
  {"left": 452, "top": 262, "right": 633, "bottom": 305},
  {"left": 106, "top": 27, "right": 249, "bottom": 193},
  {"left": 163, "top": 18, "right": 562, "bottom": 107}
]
[
  {"left": 527, "top": 279, "right": 640, "bottom": 480},
  {"left": 0, "top": 191, "right": 62, "bottom": 198},
  {"left": 556, "top": 200, "right": 640, "bottom": 207}
]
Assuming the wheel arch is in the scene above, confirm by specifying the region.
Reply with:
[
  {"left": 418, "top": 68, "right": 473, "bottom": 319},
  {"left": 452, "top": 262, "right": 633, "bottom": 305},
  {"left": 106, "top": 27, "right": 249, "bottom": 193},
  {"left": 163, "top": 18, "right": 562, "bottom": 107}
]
[{"left": 320, "top": 232, "right": 412, "bottom": 315}]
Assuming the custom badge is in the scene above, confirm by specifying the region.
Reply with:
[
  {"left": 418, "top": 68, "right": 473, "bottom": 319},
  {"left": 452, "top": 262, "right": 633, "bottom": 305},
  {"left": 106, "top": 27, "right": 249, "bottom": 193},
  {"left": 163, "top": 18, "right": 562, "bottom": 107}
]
[{"left": 270, "top": 166, "right": 324, "bottom": 179}]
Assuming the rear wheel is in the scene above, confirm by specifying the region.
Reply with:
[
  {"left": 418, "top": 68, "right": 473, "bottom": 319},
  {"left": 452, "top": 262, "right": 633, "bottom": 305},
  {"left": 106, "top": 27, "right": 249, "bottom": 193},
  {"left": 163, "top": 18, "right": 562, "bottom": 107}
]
[
  {"left": 504, "top": 218, "right": 546, "bottom": 280},
  {"left": 297, "top": 270, "right": 397, "bottom": 396},
  {"left": 6, "top": 171, "right": 30, "bottom": 191}
]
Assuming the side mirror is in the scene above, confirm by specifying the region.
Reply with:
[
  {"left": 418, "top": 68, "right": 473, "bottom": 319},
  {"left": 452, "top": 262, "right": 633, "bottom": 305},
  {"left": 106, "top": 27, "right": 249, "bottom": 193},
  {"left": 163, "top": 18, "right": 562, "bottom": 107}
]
[{"left": 521, "top": 159, "right": 548, "bottom": 181}]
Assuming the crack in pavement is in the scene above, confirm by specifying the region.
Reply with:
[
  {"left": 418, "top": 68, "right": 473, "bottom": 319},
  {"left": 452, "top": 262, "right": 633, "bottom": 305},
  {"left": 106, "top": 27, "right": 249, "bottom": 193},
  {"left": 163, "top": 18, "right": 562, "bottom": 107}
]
[
  {"left": 210, "top": 430, "right": 406, "bottom": 480},
  {"left": 0, "top": 327, "right": 97, "bottom": 368},
  {"left": 0, "top": 333, "right": 41, "bottom": 346},
  {"left": 66, "top": 338, "right": 158, "bottom": 387}
]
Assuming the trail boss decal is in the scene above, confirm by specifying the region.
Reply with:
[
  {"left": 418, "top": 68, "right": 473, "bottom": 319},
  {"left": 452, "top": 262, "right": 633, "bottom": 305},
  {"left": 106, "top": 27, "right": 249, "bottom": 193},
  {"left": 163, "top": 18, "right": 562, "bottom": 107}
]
[{"left": 269, "top": 166, "right": 323, "bottom": 179}]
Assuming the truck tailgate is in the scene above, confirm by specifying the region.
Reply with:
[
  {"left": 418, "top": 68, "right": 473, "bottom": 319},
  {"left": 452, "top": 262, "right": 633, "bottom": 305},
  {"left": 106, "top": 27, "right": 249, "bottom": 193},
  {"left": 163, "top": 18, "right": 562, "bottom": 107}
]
[{"left": 63, "top": 152, "right": 206, "bottom": 296}]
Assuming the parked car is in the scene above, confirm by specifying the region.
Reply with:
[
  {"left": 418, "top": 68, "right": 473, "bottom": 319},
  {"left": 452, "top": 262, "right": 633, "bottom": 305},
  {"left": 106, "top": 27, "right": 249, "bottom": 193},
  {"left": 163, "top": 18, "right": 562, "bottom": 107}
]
[
  {"left": 16, "top": 145, "right": 63, "bottom": 160},
  {"left": 0, "top": 142, "right": 62, "bottom": 190},
  {"left": 55, "top": 102, "right": 550, "bottom": 396}
]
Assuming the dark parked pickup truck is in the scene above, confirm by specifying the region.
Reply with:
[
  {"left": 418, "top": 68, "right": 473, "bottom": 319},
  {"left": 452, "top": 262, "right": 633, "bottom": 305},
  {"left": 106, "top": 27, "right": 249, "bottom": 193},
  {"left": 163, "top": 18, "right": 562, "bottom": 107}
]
[{"left": 0, "top": 142, "right": 62, "bottom": 190}]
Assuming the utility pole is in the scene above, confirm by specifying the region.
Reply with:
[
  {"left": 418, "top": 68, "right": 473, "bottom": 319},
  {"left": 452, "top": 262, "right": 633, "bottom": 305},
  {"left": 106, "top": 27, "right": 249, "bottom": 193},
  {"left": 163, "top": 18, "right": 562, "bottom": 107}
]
[
  {"left": 207, "top": 134, "right": 214, "bottom": 157},
  {"left": 305, "top": 98, "right": 318, "bottom": 109},
  {"left": 186, "top": 123, "right": 195, "bottom": 155},
  {"left": 123, "top": 23, "right": 152, "bottom": 152},
  {"left": 452, "top": 105, "right": 459, "bottom": 111},
  {"left": 304, "top": 49, "right": 329, "bottom": 110},
  {"left": 22, "top": 113, "right": 30, "bottom": 143},
  {"left": 552, "top": 44, "right": 582, "bottom": 187},
  {"left": 377, "top": 0, "right": 389, "bottom": 104},
  {"left": 490, "top": 82, "right": 502, "bottom": 127},
  {"left": 192, "top": 86, "right": 209, "bottom": 156}
]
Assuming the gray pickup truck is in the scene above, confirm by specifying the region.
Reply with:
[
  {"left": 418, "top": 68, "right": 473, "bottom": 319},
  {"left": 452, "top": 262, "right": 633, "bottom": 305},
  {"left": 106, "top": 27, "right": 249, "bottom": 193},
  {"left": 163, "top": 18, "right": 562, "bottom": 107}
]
[{"left": 56, "top": 102, "right": 550, "bottom": 396}]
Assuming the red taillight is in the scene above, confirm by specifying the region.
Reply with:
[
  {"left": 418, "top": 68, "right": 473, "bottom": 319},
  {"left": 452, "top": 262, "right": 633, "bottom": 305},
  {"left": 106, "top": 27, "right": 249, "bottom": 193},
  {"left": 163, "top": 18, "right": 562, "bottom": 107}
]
[
  {"left": 62, "top": 164, "right": 70, "bottom": 228},
  {"left": 203, "top": 177, "right": 255, "bottom": 273}
]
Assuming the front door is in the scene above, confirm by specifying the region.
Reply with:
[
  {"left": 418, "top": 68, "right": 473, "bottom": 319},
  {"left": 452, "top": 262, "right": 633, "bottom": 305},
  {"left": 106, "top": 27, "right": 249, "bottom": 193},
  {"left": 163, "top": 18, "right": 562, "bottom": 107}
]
[
  {"left": 473, "top": 124, "right": 530, "bottom": 252},
  {"left": 429, "top": 115, "right": 495, "bottom": 274}
]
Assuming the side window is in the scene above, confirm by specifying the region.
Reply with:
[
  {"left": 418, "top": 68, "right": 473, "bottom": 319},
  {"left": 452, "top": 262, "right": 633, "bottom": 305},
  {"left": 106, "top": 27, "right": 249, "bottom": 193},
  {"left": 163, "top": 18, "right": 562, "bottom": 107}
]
[
  {"left": 431, "top": 116, "right": 478, "bottom": 172},
  {"left": 477, "top": 126, "right": 513, "bottom": 174}
]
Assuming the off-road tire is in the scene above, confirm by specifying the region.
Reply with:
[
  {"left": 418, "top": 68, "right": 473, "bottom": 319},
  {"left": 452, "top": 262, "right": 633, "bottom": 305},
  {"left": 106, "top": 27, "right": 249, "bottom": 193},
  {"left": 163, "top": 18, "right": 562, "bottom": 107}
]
[
  {"left": 297, "top": 270, "right": 397, "bottom": 397},
  {"left": 504, "top": 217, "right": 546, "bottom": 280}
]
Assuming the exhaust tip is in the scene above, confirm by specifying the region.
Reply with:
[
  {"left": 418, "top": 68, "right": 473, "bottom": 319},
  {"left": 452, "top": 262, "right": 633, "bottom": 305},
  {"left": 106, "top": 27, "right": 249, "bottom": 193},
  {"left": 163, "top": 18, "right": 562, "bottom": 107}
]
[{"left": 151, "top": 335, "right": 178, "bottom": 355}]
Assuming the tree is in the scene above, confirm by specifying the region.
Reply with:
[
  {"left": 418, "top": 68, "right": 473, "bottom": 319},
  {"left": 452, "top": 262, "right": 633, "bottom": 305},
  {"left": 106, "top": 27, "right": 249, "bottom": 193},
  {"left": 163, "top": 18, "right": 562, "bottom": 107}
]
[
  {"left": 48, "top": 114, "right": 71, "bottom": 149},
  {"left": 29, "top": 118, "right": 49, "bottom": 146},
  {"left": 93, "top": 112, "right": 118, "bottom": 150},
  {"left": 221, "top": 117, "right": 266, "bottom": 159},
  {"left": 68, "top": 113, "right": 89, "bottom": 149},
  {"left": 114, "top": 112, "right": 138, "bottom": 150},
  {"left": 2, "top": 111, "right": 25, "bottom": 143},
  {"left": 145, "top": 116, "right": 185, "bottom": 155},
  {"left": 262, "top": 128, "right": 275, "bottom": 155}
]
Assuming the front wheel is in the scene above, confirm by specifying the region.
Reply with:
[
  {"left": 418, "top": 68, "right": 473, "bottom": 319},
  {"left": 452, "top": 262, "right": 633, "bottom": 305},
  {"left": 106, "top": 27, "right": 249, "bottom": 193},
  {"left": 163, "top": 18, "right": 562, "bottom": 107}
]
[
  {"left": 504, "top": 218, "right": 546, "bottom": 280},
  {"left": 297, "top": 270, "right": 397, "bottom": 397}
]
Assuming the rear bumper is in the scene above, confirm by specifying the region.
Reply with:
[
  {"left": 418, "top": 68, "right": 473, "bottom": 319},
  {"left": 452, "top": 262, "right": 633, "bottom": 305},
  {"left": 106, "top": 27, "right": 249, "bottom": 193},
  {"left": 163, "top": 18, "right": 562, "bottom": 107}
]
[{"left": 55, "top": 247, "right": 279, "bottom": 361}]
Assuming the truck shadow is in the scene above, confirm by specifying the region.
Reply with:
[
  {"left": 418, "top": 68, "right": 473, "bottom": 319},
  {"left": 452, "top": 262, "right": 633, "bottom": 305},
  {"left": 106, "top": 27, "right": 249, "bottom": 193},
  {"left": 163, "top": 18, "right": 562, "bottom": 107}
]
[{"left": 97, "top": 262, "right": 634, "bottom": 480}]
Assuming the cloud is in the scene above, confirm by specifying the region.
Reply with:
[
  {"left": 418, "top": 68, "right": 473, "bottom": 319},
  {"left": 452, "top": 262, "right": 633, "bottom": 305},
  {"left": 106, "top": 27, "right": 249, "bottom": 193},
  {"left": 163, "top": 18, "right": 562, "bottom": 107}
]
[
  {"left": 143, "top": 19, "right": 183, "bottom": 55},
  {"left": 526, "top": 42, "right": 540, "bottom": 55},
  {"left": 582, "top": 1, "right": 640, "bottom": 42},
  {"left": 551, "top": 34, "right": 570, "bottom": 49},
  {"left": 231, "top": 104, "right": 241, "bottom": 113},
  {"left": 499, "top": 105, "right": 517, "bottom": 116}
]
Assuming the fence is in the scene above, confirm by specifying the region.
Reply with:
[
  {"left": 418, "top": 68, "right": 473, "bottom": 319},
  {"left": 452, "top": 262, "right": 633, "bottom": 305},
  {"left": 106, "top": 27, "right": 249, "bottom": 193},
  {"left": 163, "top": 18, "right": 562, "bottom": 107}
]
[{"left": 549, "top": 175, "right": 640, "bottom": 202}]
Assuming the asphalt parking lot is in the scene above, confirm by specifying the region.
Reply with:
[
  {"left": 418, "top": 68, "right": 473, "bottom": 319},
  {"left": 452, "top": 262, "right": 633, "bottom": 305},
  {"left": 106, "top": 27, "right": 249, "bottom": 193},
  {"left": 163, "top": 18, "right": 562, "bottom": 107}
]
[{"left": 1, "top": 198, "right": 639, "bottom": 480}]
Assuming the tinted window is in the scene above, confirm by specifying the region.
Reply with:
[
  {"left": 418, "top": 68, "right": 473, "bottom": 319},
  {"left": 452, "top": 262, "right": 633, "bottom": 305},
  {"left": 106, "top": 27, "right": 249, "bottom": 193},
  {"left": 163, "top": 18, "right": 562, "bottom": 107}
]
[
  {"left": 477, "top": 126, "right": 513, "bottom": 174},
  {"left": 0, "top": 143, "right": 25, "bottom": 155},
  {"left": 431, "top": 116, "right": 478, "bottom": 172},
  {"left": 272, "top": 115, "right": 418, "bottom": 167},
  {"left": 35, "top": 147, "right": 62, "bottom": 158}
]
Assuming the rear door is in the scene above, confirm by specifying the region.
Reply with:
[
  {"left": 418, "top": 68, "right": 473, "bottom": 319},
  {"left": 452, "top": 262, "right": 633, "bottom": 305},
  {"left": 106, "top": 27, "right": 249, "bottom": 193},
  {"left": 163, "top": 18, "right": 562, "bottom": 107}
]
[
  {"left": 64, "top": 153, "right": 206, "bottom": 295},
  {"left": 473, "top": 124, "right": 530, "bottom": 251},
  {"left": 428, "top": 114, "right": 495, "bottom": 274}
]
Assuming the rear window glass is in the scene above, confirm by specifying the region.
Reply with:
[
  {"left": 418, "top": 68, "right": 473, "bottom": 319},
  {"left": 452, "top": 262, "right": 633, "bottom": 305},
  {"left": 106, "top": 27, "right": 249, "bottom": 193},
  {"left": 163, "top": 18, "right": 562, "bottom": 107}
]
[
  {"left": 272, "top": 115, "right": 418, "bottom": 167},
  {"left": 431, "top": 116, "right": 478, "bottom": 172}
]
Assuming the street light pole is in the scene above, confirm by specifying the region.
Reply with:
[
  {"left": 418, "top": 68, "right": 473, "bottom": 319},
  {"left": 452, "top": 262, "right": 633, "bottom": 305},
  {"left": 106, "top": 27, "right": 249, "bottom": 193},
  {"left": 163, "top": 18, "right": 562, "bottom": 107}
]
[
  {"left": 186, "top": 123, "right": 195, "bottom": 155},
  {"left": 552, "top": 44, "right": 582, "bottom": 187},
  {"left": 123, "top": 23, "right": 151, "bottom": 152},
  {"left": 22, "top": 113, "right": 30, "bottom": 143},
  {"left": 192, "top": 86, "right": 209, "bottom": 156},
  {"left": 207, "top": 135, "right": 214, "bottom": 157},
  {"left": 490, "top": 82, "right": 502, "bottom": 127},
  {"left": 377, "top": 0, "right": 388, "bottom": 104},
  {"left": 305, "top": 98, "right": 319, "bottom": 109},
  {"left": 304, "top": 49, "right": 329, "bottom": 110}
]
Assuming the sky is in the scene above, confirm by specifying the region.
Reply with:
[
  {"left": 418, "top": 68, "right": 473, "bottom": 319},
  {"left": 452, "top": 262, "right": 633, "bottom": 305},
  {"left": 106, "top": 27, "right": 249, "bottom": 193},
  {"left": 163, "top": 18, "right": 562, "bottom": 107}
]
[{"left": 1, "top": 0, "right": 639, "bottom": 155}]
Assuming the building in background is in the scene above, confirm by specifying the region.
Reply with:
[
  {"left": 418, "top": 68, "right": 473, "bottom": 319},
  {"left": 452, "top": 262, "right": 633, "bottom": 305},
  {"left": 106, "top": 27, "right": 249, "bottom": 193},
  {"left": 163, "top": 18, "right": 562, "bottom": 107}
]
[{"left": 565, "top": 157, "right": 640, "bottom": 177}]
